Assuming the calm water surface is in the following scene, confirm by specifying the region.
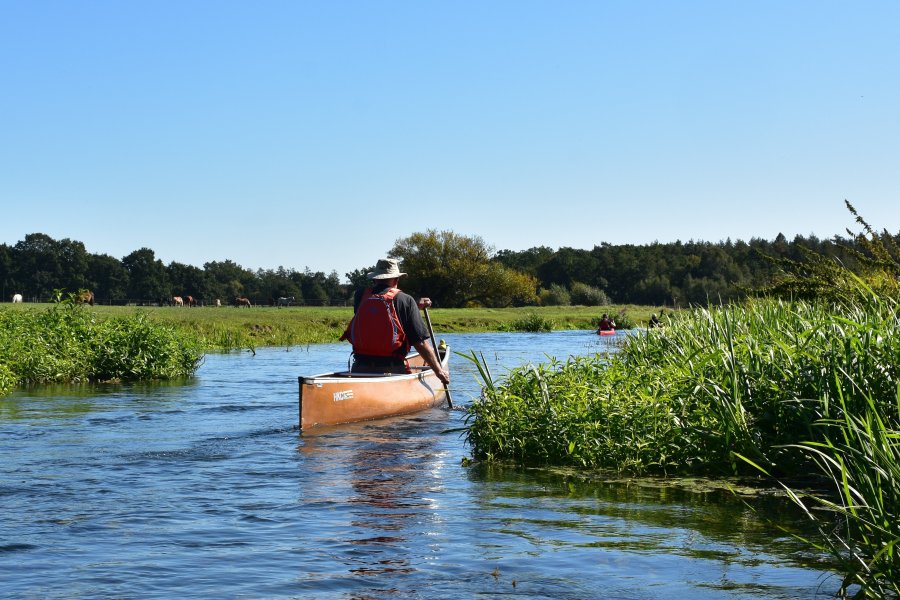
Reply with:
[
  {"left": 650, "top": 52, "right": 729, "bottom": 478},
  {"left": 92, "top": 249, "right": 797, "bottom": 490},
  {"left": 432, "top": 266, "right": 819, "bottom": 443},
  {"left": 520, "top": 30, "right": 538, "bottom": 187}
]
[{"left": 1, "top": 331, "right": 838, "bottom": 598}]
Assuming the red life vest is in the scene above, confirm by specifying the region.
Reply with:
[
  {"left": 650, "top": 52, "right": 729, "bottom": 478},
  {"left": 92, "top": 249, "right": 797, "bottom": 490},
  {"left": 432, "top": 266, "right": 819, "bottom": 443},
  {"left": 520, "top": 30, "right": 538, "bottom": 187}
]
[{"left": 348, "top": 287, "right": 409, "bottom": 358}]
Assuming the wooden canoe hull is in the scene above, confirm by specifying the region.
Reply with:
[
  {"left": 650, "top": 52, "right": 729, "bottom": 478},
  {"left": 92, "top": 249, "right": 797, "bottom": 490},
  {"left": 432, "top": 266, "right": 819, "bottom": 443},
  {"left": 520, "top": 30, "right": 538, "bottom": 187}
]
[{"left": 298, "top": 348, "right": 449, "bottom": 431}]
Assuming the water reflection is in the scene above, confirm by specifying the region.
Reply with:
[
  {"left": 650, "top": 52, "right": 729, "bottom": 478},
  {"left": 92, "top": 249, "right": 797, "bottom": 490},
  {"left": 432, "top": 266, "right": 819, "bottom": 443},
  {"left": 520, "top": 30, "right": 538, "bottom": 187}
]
[
  {"left": 0, "top": 379, "right": 195, "bottom": 421},
  {"left": 298, "top": 412, "right": 450, "bottom": 582},
  {"left": 465, "top": 463, "right": 835, "bottom": 594}
]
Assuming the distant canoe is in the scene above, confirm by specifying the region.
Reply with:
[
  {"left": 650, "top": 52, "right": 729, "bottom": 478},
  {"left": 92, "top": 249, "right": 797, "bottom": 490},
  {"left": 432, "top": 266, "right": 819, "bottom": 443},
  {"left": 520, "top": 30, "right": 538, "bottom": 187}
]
[
  {"left": 596, "top": 329, "right": 616, "bottom": 336},
  {"left": 298, "top": 347, "right": 450, "bottom": 431}
]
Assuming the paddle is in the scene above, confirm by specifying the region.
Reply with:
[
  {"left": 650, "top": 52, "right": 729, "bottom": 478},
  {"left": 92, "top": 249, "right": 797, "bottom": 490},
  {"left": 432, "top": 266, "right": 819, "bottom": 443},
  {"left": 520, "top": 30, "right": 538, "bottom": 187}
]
[{"left": 423, "top": 306, "right": 453, "bottom": 408}]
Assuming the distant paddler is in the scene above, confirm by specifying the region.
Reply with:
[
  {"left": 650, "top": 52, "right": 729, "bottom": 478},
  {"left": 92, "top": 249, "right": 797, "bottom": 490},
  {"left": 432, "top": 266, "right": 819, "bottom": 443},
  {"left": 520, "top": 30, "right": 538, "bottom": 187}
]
[{"left": 596, "top": 312, "right": 616, "bottom": 335}]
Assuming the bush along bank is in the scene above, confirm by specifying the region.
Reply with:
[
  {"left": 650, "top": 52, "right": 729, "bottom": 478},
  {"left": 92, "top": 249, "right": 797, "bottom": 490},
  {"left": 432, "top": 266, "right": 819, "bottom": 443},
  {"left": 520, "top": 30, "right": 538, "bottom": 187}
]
[
  {"left": 464, "top": 293, "right": 899, "bottom": 597},
  {"left": 0, "top": 296, "right": 204, "bottom": 396}
]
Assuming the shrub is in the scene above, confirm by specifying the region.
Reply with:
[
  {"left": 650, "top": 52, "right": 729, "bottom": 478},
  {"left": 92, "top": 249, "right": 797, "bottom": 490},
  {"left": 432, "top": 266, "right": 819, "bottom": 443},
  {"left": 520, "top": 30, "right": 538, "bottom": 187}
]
[
  {"left": 570, "top": 282, "right": 610, "bottom": 306},
  {"left": 540, "top": 284, "right": 571, "bottom": 306}
]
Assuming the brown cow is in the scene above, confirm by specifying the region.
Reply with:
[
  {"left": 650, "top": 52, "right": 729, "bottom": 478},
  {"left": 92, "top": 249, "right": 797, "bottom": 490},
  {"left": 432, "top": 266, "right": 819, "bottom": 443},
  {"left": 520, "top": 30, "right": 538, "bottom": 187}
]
[
  {"left": 234, "top": 296, "right": 252, "bottom": 308},
  {"left": 184, "top": 295, "right": 196, "bottom": 307},
  {"left": 76, "top": 290, "right": 94, "bottom": 306}
]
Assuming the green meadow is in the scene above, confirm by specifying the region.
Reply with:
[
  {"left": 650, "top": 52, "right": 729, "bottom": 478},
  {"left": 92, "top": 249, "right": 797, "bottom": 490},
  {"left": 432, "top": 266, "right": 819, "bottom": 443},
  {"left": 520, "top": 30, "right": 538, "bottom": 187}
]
[{"left": 0, "top": 302, "right": 659, "bottom": 351}]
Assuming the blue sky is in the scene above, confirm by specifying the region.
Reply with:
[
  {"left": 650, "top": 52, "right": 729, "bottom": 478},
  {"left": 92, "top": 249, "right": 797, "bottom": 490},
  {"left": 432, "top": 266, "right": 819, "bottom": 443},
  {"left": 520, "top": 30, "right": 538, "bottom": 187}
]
[{"left": 2, "top": 2, "right": 898, "bottom": 280}]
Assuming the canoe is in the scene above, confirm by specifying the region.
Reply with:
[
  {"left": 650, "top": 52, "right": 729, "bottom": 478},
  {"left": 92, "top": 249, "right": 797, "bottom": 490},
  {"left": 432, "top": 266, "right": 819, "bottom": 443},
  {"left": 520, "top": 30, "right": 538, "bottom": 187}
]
[
  {"left": 597, "top": 329, "right": 616, "bottom": 336},
  {"left": 298, "top": 345, "right": 450, "bottom": 431}
]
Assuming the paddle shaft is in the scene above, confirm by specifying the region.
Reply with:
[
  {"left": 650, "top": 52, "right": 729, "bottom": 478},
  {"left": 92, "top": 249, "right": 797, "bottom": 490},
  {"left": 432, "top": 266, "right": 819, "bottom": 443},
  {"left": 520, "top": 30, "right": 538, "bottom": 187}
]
[{"left": 423, "top": 307, "right": 452, "bottom": 408}]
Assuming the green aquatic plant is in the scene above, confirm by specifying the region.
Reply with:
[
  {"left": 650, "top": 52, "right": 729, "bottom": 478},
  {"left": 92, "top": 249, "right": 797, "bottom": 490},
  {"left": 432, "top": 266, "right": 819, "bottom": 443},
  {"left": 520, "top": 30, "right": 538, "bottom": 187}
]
[
  {"left": 0, "top": 296, "right": 203, "bottom": 395},
  {"left": 500, "top": 312, "right": 554, "bottom": 332},
  {"left": 465, "top": 294, "right": 900, "bottom": 473},
  {"left": 465, "top": 290, "right": 900, "bottom": 596}
]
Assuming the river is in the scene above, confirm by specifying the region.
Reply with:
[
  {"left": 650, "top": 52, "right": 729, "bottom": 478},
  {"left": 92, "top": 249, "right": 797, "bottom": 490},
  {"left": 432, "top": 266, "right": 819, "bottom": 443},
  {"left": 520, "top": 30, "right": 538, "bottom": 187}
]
[{"left": 1, "top": 330, "right": 837, "bottom": 598}]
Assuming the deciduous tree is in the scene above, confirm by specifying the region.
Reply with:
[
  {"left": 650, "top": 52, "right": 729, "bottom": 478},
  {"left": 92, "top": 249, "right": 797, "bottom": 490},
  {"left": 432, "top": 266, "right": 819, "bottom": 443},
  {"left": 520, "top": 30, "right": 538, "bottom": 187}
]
[
  {"left": 123, "top": 248, "right": 170, "bottom": 303},
  {"left": 389, "top": 230, "right": 538, "bottom": 307}
]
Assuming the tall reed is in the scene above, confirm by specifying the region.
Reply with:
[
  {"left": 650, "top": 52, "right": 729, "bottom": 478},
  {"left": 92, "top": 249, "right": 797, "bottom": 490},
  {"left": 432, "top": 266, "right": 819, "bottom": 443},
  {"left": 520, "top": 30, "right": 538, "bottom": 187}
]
[
  {"left": 464, "top": 291, "right": 900, "bottom": 595},
  {"left": 465, "top": 294, "right": 900, "bottom": 475},
  {"left": 744, "top": 383, "right": 900, "bottom": 598}
]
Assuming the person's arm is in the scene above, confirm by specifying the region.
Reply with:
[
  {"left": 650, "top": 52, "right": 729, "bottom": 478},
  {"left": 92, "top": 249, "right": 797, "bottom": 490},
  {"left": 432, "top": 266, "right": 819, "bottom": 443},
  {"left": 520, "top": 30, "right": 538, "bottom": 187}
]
[
  {"left": 412, "top": 340, "right": 450, "bottom": 386},
  {"left": 397, "top": 293, "right": 449, "bottom": 385}
]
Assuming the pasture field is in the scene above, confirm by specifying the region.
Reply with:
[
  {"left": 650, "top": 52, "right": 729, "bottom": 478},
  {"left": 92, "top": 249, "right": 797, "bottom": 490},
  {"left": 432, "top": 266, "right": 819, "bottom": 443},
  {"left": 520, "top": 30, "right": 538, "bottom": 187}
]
[{"left": 0, "top": 302, "right": 663, "bottom": 350}]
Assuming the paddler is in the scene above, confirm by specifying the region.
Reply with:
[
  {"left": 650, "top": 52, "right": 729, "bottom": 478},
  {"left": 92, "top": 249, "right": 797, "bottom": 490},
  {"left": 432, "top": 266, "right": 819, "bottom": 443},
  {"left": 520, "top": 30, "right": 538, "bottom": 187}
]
[
  {"left": 597, "top": 313, "right": 615, "bottom": 332},
  {"left": 340, "top": 258, "right": 450, "bottom": 386}
]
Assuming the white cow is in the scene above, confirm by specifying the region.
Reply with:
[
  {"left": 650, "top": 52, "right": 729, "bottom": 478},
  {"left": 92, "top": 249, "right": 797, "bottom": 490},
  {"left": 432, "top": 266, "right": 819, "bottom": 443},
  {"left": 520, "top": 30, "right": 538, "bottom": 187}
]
[{"left": 12, "top": 293, "right": 22, "bottom": 303}]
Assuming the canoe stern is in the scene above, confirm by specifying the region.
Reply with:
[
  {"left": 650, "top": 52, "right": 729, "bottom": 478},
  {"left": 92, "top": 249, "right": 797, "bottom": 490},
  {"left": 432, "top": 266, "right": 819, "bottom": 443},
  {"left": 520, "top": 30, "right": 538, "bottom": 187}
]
[{"left": 299, "top": 348, "right": 450, "bottom": 431}]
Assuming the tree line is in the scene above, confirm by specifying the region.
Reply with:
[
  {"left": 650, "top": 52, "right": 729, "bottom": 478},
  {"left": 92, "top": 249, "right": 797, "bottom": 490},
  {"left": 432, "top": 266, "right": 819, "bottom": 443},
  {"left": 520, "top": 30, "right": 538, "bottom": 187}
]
[
  {"left": 0, "top": 233, "right": 346, "bottom": 306},
  {"left": 3, "top": 225, "right": 898, "bottom": 308},
  {"left": 494, "top": 229, "right": 900, "bottom": 307}
]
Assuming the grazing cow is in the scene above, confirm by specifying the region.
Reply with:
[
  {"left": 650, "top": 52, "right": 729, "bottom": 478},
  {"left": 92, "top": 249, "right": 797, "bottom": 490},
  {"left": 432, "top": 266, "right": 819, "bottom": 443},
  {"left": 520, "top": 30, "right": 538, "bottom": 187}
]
[
  {"left": 234, "top": 296, "right": 252, "bottom": 308},
  {"left": 277, "top": 296, "right": 295, "bottom": 307},
  {"left": 12, "top": 293, "right": 23, "bottom": 303},
  {"left": 76, "top": 290, "right": 94, "bottom": 306},
  {"left": 215, "top": 299, "right": 222, "bottom": 307},
  {"left": 184, "top": 295, "right": 196, "bottom": 307},
  {"left": 173, "top": 296, "right": 184, "bottom": 307}
]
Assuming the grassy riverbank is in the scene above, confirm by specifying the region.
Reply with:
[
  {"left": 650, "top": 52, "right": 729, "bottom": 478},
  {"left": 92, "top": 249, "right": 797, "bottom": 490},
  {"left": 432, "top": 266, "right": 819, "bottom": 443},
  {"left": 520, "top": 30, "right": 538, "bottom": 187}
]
[
  {"left": 0, "top": 302, "right": 660, "bottom": 350},
  {"left": 465, "top": 294, "right": 900, "bottom": 597}
]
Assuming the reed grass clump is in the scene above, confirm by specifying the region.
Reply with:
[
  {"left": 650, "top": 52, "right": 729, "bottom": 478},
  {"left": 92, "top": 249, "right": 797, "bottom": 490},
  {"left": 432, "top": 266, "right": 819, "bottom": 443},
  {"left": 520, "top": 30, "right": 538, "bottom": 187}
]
[
  {"left": 0, "top": 297, "right": 203, "bottom": 395},
  {"left": 501, "top": 312, "right": 555, "bottom": 332},
  {"left": 465, "top": 294, "right": 900, "bottom": 477}
]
